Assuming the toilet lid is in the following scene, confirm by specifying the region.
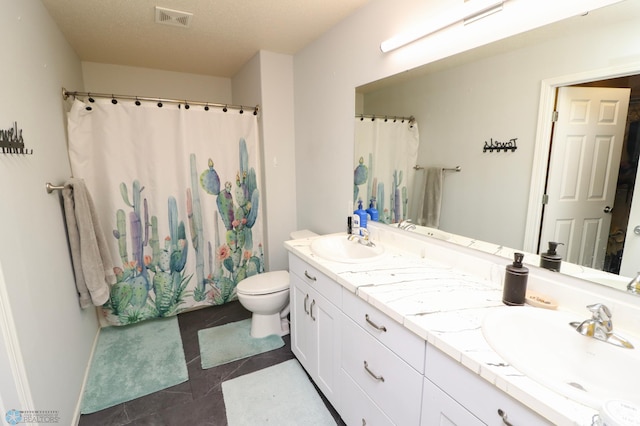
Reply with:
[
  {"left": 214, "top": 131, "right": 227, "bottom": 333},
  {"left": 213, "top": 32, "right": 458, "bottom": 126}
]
[{"left": 237, "top": 271, "right": 290, "bottom": 295}]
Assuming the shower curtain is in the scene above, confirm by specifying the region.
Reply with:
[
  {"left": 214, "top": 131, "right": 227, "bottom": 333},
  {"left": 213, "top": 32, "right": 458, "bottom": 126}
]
[
  {"left": 354, "top": 118, "right": 419, "bottom": 223},
  {"left": 67, "top": 98, "right": 264, "bottom": 326}
]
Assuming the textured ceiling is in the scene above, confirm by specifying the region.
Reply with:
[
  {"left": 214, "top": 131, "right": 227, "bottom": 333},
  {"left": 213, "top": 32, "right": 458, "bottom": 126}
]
[{"left": 40, "top": 0, "right": 369, "bottom": 77}]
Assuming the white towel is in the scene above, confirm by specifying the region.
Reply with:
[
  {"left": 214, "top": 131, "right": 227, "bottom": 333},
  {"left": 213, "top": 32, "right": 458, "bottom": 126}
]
[
  {"left": 62, "top": 178, "right": 116, "bottom": 308},
  {"left": 422, "top": 167, "right": 444, "bottom": 228}
]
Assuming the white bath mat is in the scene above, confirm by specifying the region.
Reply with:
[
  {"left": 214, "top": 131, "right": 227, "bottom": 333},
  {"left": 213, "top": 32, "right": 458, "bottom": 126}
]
[{"left": 222, "top": 359, "right": 337, "bottom": 426}]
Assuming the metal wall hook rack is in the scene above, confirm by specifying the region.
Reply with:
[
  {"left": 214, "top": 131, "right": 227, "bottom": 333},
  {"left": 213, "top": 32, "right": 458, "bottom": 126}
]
[
  {"left": 483, "top": 137, "right": 518, "bottom": 153},
  {"left": 1, "top": 122, "right": 33, "bottom": 155}
]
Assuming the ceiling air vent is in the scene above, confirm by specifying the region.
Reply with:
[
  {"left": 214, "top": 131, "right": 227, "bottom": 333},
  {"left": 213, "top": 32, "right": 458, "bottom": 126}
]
[{"left": 155, "top": 6, "right": 193, "bottom": 28}]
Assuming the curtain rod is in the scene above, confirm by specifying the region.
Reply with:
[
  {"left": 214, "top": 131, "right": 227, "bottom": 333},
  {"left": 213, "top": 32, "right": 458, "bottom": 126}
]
[
  {"left": 357, "top": 114, "right": 415, "bottom": 124},
  {"left": 62, "top": 88, "right": 259, "bottom": 114}
]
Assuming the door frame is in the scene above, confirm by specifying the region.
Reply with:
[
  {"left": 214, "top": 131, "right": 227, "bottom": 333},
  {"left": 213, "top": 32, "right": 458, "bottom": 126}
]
[
  {"left": 0, "top": 262, "right": 34, "bottom": 413},
  {"left": 523, "top": 61, "right": 640, "bottom": 253}
]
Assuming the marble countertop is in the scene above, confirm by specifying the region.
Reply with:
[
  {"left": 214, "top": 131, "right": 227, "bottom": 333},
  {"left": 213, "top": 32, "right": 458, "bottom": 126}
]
[{"left": 284, "top": 232, "right": 603, "bottom": 426}]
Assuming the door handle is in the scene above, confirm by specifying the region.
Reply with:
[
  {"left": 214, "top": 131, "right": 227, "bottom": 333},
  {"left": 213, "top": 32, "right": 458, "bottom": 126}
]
[
  {"left": 303, "top": 294, "right": 309, "bottom": 314},
  {"left": 604, "top": 206, "right": 613, "bottom": 213},
  {"left": 634, "top": 226, "right": 640, "bottom": 236}
]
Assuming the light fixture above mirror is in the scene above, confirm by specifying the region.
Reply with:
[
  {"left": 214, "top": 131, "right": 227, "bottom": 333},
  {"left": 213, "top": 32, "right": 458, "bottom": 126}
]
[{"left": 380, "top": 0, "right": 506, "bottom": 53}]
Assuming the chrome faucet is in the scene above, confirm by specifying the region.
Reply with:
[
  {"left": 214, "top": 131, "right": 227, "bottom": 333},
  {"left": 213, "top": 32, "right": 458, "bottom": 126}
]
[
  {"left": 627, "top": 272, "right": 640, "bottom": 295},
  {"left": 570, "top": 303, "right": 634, "bottom": 349},
  {"left": 397, "top": 219, "right": 416, "bottom": 230},
  {"left": 348, "top": 228, "right": 376, "bottom": 247}
]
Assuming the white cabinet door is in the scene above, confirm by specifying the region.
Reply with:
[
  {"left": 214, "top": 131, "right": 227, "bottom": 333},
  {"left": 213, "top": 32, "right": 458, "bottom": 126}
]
[
  {"left": 290, "top": 272, "right": 312, "bottom": 371},
  {"left": 288, "top": 255, "right": 342, "bottom": 412},
  {"left": 312, "top": 284, "right": 342, "bottom": 406},
  {"left": 422, "top": 378, "right": 484, "bottom": 426}
]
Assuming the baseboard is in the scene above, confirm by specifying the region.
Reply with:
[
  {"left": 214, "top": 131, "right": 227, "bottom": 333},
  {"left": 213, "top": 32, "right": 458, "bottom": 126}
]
[{"left": 72, "top": 325, "right": 102, "bottom": 425}]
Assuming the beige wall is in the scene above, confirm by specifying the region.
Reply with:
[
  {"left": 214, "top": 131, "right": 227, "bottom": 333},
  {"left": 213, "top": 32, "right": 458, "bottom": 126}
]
[
  {"left": 81, "top": 62, "right": 232, "bottom": 102},
  {"left": 0, "top": 2, "right": 97, "bottom": 423}
]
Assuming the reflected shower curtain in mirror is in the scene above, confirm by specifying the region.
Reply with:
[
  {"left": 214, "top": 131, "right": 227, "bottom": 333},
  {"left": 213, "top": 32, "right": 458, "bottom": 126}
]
[
  {"left": 67, "top": 99, "right": 263, "bottom": 326},
  {"left": 354, "top": 118, "right": 419, "bottom": 224}
]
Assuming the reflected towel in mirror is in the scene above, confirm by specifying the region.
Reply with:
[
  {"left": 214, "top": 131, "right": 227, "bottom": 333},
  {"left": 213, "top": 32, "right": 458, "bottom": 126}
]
[{"left": 421, "top": 167, "right": 443, "bottom": 228}]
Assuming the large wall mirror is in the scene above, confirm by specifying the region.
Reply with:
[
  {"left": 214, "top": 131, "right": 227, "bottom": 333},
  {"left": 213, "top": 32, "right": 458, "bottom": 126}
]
[{"left": 355, "top": 0, "right": 640, "bottom": 295}]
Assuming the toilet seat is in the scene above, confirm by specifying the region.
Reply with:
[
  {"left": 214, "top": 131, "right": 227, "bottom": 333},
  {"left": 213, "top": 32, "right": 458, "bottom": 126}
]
[{"left": 237, "top": 271, "right": 290, "bottom": 295}]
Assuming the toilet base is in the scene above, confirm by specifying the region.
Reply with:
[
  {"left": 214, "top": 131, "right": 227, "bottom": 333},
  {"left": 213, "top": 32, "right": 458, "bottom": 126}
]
[{"left": 250, "top": 312, "right": 290, "bottom": 338}]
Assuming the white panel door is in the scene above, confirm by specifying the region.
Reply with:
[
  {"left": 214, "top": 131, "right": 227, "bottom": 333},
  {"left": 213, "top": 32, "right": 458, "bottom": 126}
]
[{"left": 541, "top": 86, "right": 630, "bottom": 269}]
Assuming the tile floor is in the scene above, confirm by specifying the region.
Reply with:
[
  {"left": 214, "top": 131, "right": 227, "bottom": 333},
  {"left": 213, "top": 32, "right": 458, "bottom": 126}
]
[{"left": 78, "top": 301, "right": 345, "bottom": 425}]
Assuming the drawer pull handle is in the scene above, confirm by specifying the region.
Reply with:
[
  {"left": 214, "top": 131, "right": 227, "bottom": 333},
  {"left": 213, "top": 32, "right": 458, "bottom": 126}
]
[
  {"left": 365, "top": 314, "right": 387, "bottom": 332},
  {"left": 497, "top": 409, "right": 514, "bottom": 426},
  {"left": 363, "top": 361, "right": 384, "bottom": 382},
  {"left": 304, "top": 294, "right": 309, "bottom": 315},
  {"left": 362, "top": 420, "right": 366, "bottom": 426},
  {"left": 304, "top": 270, "right": 317, "bottom": 281},
  {"left": 310, "top": 299, "right": 316, "bottom": 321}
]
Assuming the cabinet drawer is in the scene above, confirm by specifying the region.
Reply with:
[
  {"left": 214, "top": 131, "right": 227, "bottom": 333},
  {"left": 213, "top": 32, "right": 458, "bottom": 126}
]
[
  {"left": 425, "top": 344, "right": 553, "bottom": 425},
  {"left": 421, "top": 378, "right": 484, "bottom": 426},
  {"left": 342, "top": 316, "right": 423, "bottom": 426},
  {"left": 343, "top": 289, "right": 425, "bottom": 373},
  {"left": 289, "top": 254, "right": 342, "bottom": 307},
  {"left": 340, "top": 369, "right": 395, "bottom": 426}
]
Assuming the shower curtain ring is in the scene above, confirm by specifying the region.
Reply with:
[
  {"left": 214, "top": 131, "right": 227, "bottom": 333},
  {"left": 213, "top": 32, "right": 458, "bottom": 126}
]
[
  {"left": 184, "top": 100, "right": 190, "bottom": 110},
  {"left": 223, "top": 105, "right": 228, "bottom": 112},
  {"left": 360, "top": 114, "right": 364, "bottom": 121},
  {"left": 111, "top": 95, "right": 117, "bottom": 104},
  {"left": 88, "top": 93, "right": 94, "bottom": 103},
  {"left": 157, "top": 99, "right": 163, "bottom": 108},
  {"left": 253, "top": 106, "right": 258, "bottom": 116},
  {"left": 239, "top": 106, "right": 244, "bottom": 114},
  {"left": 204, "top": 103, "right": 209, "bottom": 111}
]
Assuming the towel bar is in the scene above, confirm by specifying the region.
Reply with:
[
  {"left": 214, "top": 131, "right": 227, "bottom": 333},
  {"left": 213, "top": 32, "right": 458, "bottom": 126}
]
[
  {"left": 45, "top": 182, "right": 67, "bottom": 193},
  {"left": 413, "top": 165, "right": 461, "bottom": 172}
]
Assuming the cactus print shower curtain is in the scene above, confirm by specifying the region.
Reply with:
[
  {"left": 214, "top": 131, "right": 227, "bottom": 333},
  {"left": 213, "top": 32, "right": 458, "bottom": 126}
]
[
  {"left": 67, "top": 98, "right": 264, "bottom": 326},
  {"left": 354, "top": 118, "right": 419, "bottom": 224}
]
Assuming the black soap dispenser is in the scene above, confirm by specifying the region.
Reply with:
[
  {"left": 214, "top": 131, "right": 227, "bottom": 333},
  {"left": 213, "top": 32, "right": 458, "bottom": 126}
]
[
  {"left": 540, "top": 241, "right": 563, "bottom": 272},
  {"left": 502, "top": 252, "right": 529, "bottom": 306}
]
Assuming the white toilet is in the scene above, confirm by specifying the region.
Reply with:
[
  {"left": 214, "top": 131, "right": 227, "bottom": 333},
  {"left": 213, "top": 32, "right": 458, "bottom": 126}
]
[{"left": 236, "top": 230, "right": 318, "bottom": 338}]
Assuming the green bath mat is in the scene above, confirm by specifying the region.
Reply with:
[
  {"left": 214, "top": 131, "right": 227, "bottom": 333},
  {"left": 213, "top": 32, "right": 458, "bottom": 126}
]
[
  {"left": 222, "top": 359, "right": 336, "bottom": 426},
  {"left": 81, "top": 317, "right": 188, "bottom": 414},
  {"left": 198, "top": 318, "right": 284, "bottom": 369}
]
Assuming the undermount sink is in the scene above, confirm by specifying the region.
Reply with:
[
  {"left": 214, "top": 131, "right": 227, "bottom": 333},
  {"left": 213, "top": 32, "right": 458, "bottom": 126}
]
[
  {"left": 482, "top": 307, "right": 640, "bottom": 410},
  {"left": 310, "top": 234, "right": 385, "bottom": 263}
]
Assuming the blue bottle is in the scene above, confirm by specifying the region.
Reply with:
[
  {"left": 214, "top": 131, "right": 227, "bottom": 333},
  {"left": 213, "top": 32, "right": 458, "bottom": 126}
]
[
  {"left": 366, "top": 198, "right": 379, "bottom": 222},
  {"left": 354, "top": 199, "right": 368, "bottom": 231}
]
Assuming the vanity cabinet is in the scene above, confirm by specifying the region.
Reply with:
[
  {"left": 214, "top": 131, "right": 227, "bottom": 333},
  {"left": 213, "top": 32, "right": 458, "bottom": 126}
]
[
  {"left": 288, "top": 254, "right": 342, "bottom": 411},
  {"left": 341, "top": 289, "right": 425, "bottom": 426},
  {"left": 288, "top": 251, "right": 555, "bottom": 426}
]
